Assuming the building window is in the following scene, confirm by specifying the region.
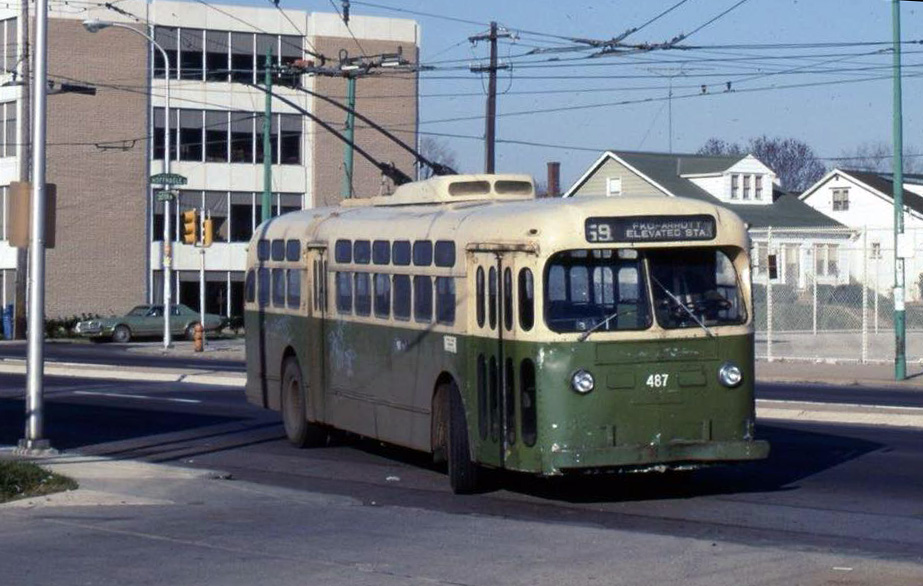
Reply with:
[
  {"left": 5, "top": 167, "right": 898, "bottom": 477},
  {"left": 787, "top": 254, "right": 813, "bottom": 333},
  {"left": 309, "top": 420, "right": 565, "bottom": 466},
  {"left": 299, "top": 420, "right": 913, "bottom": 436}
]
[
  {"left": 231, "top": 32, "right": 254, "bottom": 84},
  {"left": 871, "top": 242, "right": 881, "bottom": 259},
  {"left": 832, "top": 188, "right": 849, "bottom": 211},
  {"left": 277, "top": 35, "right": 303, "bottom": 87},
  {"left": 230, "top": 112, "right": 254, "bottom": 163},
  {"left": 606, "top": 176, "right": 622, "bottom": 197},
  {"left": 730, "top": 174, "right": 739, "bottom": 199},
  {"left": 179, "top": 109, "right": 203, "bottom": 161},
  {"left": 180, "top": 29, "right": 204, "bottom": 80},
  {"left": 754, "top": 175, "right": 763, "bottom": 200},
  {"left": 0, "top": 101, "right": 16, "bottom": 158},
  {"left": 814, "top": 244, "right": 839, "bottom": 277},
  {"left": 255, "top": 115, "right": 279, "bottom": 165},
  {"left": 742, "top": 175, "right": 751, "bottom": 200},
  {"left": 153, "top": 27, "right": 178, "bottom": 79},
  {"left": 2, "top": 18, "right": 19, "bottom": 76},
  {"left": 205, "top": 111, "right": 229, "bottom": 162},
  {"left": 205, "top": 30, "right": 229, "bottom": 82},
  {"left": 280, "top": 114, "right": 302, "bottom": 164}
]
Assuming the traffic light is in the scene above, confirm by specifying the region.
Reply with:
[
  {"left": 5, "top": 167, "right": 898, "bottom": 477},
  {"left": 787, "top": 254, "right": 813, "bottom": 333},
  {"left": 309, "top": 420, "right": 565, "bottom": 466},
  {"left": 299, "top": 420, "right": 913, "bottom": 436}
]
[
  {"left": 202, "top": 217, "right": 214, "bottom": 248},
  {"left": 182, "top": 210, "right": 198, "bottom": 245}
]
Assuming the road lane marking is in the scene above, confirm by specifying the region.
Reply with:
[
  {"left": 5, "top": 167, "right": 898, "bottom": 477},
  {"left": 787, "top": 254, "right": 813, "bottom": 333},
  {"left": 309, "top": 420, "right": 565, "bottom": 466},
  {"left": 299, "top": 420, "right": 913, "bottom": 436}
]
[{"left": 71, "top": 391, "right": 202, "bottom": 404}]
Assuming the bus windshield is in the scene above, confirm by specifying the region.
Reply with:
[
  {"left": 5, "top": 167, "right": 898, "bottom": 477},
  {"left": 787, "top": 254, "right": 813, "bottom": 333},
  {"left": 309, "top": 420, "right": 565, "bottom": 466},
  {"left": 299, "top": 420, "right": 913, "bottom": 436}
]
[
  {"left": 544, "top": 248, "right": 746, "bottom": 334},
  {"left": 648, "top": 249, "right": 747, "bottom": 329},
  {"left": 545, "top": 249, "right": 652, "bottom": 333}
]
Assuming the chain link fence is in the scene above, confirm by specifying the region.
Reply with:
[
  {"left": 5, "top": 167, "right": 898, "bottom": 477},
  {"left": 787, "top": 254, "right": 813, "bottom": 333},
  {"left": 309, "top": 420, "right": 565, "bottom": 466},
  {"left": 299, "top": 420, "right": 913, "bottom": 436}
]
[{"left": 751, "top": 226, "right": 923, "bottom": 363}]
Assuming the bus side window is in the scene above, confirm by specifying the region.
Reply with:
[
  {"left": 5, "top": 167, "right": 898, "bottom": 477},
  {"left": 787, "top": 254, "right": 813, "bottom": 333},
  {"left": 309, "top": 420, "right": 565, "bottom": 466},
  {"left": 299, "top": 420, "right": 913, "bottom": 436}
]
[
  {"left": 336, "top": 271, "right": 352, "bottom": 313},
  {"left": 434, "top": 241, "right": 455, "bottom": 267},
  {"left": 436, "top": 277, "right": 455, "bottom": 325},
  {"left": 413, "top": 240, "right": 433, "bottom": 266},
  {"left": 519, "top": 268, "right": 534, "bottom": 331},
  {"left": 503, "top": 267, "right": 513, "bottom": 331},
  {"left": 354, "top": 240, "right": 371, "bottom": 264},
  {"left": 335, "top": 239, "right": 352, "bottom": 263},
  {"left": 245, "top": 269, "right": 255, "bottom": 303},
  {"left": 392, "top": 241, "right": 411, "bottom": 265},
  {"left": 258, "top": 268, "right": 270, "bottom": 307},
  {"left": 286, "top": 239, "right": 301, "bottom": 261},
  {"left": 393, "top": 274, "right": 411, "bottom": 320},
  {"left": 287, "top": 269, "right": 301, "bottom": 309},
  {"left": 355, "top": 273, "right": 371, "bottom": 316},
  {"left": 414, "top": 275, "right": 433, "bottom": 322},
  {"left": 272, "top": 268, "right": 285, "bottom": 307},
  {"left": 488, "top": 267, "right": 497, "bottom": 330},
  {"left": 271, "top": 240, "right": 285, "bottom": 261},
  {"left": 313, "top": 260, "right": 319, "bottom": 310},
  {"left": 257, "top": 239, "right": 270, "bottom": 261},
  {"left": 373, "top": 240, "right": 390, "bottom": 265},
  {"left": 476, "top": 267, "right": 485, "bottom": 328},
  {"left": 374, "top": 274, "right": 391, "bottom": 318}
]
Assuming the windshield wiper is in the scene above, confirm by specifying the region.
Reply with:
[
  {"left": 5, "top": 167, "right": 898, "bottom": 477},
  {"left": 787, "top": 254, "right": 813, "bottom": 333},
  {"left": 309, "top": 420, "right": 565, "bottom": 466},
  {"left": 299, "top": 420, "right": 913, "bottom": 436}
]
[
  {"left": 650, "top": 276, "right": 715, "bottom": 337},
  {"left": 578, "top": 308, "right": 637, "bottom": 342}
]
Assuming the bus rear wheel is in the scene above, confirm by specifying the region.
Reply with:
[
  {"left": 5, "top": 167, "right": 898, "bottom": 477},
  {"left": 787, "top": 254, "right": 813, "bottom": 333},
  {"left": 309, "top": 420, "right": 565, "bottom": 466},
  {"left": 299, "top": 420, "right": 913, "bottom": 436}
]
[
  {"left": 446, "top": 383, "right": 481, "bottom": 494},
  {"left": 281, "top": 357, "right": 327, "bottom": 448}
]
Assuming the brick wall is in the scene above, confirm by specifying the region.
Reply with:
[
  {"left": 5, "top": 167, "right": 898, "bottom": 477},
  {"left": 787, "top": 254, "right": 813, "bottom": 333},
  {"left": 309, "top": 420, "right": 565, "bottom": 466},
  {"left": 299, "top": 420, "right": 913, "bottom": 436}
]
[
  {"left": 44, "top": 19, "right": 148, "bottom": 317},
  {"left": 310, "top": 36, "right": 418, "bottom": 207}
]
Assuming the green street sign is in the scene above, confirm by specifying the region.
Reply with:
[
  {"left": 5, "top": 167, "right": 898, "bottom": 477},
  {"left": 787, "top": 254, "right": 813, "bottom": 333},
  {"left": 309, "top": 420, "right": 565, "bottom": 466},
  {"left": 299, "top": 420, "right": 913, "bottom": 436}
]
[
  {"left": 155, "top": 190, "right": 177, "bottom": 202},
  {"left": 150, "top": 172, "right": 188, "bottom": 186}
]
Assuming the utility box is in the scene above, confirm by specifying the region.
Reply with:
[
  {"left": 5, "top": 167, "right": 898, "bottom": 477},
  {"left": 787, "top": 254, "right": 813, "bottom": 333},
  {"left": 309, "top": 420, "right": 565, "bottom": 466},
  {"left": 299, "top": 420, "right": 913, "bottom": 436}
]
[{"left": 8, "top": 181, "right": 56, "bottom": 249}]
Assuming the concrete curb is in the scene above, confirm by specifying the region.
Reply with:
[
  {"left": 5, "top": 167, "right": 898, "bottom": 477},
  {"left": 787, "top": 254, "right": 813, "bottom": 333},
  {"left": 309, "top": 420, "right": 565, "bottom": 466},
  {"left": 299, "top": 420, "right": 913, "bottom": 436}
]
[{"left": 0, "top": 359, "right": 246, "bottom": 387}]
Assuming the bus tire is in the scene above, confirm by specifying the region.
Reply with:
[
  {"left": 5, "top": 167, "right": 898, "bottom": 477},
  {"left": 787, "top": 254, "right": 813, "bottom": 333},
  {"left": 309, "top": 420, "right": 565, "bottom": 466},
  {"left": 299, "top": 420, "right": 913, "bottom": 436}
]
[
  {"left": 446, "top": 384, "right": 481, "bottom": 494},
  {"left": 281, "top": 357, "right": 327, "bottom": 448}
]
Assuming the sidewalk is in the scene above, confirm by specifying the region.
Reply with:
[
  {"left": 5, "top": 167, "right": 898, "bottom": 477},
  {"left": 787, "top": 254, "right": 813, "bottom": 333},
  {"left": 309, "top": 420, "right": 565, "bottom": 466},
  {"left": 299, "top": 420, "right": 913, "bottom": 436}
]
[{"left": 756, "top": 359, "right": 923, "bottom": 388}]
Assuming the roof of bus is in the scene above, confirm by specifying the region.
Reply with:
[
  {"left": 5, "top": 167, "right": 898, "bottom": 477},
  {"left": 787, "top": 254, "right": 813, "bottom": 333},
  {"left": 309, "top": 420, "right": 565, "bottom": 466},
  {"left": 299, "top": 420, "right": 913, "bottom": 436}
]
[{"left": 251, "top": 179, "right": 749, "bottom": 259}]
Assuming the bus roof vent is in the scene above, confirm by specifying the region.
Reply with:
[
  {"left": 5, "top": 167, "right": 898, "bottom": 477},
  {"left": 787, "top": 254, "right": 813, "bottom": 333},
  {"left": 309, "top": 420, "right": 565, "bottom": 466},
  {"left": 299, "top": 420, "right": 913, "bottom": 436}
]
[{"left": 359, "top": 174, "right": 536, "bottom": 206}]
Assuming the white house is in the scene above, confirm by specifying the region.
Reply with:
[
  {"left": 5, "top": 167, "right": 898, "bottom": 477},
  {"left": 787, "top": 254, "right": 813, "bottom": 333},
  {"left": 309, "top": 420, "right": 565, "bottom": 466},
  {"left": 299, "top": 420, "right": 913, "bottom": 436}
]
[{"left": 800, "top": 169, "right": 923, "bottom": 300}]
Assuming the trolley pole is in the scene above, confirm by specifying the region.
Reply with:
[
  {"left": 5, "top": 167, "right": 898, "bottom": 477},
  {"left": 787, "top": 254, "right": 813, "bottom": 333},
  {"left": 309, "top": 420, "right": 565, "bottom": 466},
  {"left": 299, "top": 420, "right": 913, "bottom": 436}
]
[
  {"left": 892, "top": 0, "right": 906, "bottom": 381},
  {"left": 469, "top": 22, "right": 510, "bottom": 174},
  {"left": 19, "top": 0, "right": 51, "bottom": 453}
]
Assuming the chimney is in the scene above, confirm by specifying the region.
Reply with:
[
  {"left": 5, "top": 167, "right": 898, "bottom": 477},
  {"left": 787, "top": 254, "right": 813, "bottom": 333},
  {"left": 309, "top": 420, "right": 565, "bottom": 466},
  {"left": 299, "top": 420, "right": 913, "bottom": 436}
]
[{"left": 547, "top": 161, "right": 561, "bottom": 198}]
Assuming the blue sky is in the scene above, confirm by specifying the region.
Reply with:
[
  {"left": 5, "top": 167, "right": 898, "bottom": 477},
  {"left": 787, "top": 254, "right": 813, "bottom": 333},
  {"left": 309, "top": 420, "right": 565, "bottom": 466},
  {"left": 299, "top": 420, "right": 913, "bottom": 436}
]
[{"left": 263, "top": 0, "right": 923, "bottom": 187}]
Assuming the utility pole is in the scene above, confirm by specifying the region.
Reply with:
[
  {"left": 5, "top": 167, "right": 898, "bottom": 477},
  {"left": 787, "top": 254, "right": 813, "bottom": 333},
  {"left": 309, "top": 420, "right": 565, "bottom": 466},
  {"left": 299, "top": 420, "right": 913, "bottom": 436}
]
[
  {"left": 892, "top": 0, "right": 906, "bottom": 381},
  {"left": 342, "top": 74, "right": 356, "bottom": 199},
  {"left": 470, "top": 22, "right": 510, "bottom": 174},
  {"left": 262, "top": 48, "right": 273, "bottom": 224}
]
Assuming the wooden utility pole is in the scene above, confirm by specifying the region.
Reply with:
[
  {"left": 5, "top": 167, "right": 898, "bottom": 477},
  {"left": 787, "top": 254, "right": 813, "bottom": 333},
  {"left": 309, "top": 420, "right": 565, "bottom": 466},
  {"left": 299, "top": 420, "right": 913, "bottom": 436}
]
[{"left": 470, "top": 22, "right": 510, "bottom": 174}]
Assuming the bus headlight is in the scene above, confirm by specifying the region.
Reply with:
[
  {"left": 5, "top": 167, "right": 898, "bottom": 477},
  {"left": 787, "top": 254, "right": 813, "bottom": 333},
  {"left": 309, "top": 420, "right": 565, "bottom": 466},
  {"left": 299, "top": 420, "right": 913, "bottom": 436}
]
[
  {"left": 571, "top": 370, "right": 595, "bottom": 394},
  {"left": 718, "top": 362, "right": 743, "bottom": 388}
]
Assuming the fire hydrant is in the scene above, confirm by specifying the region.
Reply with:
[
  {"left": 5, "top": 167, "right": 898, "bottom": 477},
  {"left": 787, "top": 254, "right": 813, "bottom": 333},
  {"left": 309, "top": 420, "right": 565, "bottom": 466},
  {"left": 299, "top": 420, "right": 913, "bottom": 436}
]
[{"left": 193, "top": 323, "right": 204, "bottom": 353}]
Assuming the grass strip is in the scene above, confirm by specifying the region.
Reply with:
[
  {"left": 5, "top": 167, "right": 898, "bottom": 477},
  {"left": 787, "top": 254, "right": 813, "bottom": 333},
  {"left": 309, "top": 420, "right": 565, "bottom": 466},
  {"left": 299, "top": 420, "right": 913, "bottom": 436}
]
[{"left": 0, "top": 460, "right": 78, "bottom": 503}]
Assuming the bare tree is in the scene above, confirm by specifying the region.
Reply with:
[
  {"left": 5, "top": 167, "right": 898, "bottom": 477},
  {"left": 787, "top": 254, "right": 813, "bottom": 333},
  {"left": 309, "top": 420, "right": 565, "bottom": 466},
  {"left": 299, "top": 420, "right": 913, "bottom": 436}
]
[
  {"left": 836, "top": 140, "right": 923, "bottom": 174},
  {"left": 419, "top": 137, "right": 459, "bottom": 179},
  {"left": 698, "top": 135, "right": 826, "bottom": 192}
]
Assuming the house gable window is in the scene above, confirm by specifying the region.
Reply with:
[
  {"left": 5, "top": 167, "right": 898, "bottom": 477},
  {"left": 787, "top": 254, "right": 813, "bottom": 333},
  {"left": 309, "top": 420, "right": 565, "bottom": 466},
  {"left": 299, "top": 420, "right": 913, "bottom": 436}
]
[
  {"left": 832, "top": 188, "right": 849, "bottom": 211},
  {"left": 730, "top": 174, "right": 739, "bottom": 199},
  {"left": 606, "top": 176, "right": 622, "bottom": 197},
  {"left": 754, "top": 175, "right": 763, "bottom": 200},
  {"left": 742, "top": 175, "right": 751, "bottom": 200}
]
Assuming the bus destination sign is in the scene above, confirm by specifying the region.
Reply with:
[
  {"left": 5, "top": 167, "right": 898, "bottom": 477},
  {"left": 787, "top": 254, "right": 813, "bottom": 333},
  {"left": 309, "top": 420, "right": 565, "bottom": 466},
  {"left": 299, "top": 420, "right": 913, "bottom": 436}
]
[{"left": 585, "top": 215, "right": 716, "bottom": 243}]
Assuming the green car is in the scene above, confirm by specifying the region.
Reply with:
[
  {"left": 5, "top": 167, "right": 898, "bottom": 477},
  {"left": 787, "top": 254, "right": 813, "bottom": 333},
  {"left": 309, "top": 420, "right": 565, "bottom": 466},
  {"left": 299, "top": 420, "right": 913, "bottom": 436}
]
[{"left": 74, "top": 304, "right": 227, "bottom": 343}]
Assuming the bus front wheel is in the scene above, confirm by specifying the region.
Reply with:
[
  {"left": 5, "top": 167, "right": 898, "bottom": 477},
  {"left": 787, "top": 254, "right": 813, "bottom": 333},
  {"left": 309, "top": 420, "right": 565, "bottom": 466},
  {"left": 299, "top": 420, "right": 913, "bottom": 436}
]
[
  {"left": 446, "top": 383, "right": 481, "bottom": 494},
  {"left": 281, "top": 357, "right": 327, "bottom": 448}
]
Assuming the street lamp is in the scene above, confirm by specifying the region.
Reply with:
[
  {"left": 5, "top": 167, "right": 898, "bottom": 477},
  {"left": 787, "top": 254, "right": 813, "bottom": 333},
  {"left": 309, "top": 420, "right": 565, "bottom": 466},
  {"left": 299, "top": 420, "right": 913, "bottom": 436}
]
[{"left": 83, "top": 19, "right": 174, "bottom": 348}]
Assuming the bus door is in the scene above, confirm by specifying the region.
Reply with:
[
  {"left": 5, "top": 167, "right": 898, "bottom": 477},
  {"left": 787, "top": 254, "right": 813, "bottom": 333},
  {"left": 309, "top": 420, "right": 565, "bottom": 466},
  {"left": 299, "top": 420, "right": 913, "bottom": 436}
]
[
  {"left": 305, "top": 244, "right": 328, "bottom": 424},
  {"left": 469, "top": 248, "right": 518, "bottom": 469}
]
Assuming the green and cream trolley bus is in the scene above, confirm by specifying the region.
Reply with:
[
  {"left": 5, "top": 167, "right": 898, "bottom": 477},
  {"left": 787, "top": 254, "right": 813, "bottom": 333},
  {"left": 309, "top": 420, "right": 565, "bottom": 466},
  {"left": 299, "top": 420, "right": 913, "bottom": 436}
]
[{"left": 244, "top": 174, "right": 769, "bottom": 493}]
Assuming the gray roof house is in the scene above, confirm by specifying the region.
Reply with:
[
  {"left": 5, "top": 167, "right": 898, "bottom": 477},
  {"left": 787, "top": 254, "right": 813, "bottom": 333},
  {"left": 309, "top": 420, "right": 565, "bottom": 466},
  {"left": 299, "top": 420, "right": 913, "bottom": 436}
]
[{"left": 564, "top": 150, "right": 851, "bottom": 288}]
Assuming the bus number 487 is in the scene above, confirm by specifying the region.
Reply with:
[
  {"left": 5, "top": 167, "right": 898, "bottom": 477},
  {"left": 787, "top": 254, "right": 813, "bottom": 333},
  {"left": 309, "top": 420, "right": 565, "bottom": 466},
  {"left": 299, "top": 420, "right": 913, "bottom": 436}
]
[{"left": 646, "top": 374, "right": 669, "bottom": 388}]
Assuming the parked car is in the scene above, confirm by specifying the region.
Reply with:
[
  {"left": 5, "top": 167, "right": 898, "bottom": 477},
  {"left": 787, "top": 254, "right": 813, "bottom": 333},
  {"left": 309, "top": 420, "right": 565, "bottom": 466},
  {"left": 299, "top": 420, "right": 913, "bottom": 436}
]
[{"left": 74, "top": 304, "right": 226, "bottom": 343}]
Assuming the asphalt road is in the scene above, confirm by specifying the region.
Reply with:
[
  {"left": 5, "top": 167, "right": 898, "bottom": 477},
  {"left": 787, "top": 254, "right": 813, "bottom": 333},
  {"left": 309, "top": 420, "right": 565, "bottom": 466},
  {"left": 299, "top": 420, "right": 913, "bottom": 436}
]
[{"left": 2, "top": 371, "right": 922, "bottom": 568}]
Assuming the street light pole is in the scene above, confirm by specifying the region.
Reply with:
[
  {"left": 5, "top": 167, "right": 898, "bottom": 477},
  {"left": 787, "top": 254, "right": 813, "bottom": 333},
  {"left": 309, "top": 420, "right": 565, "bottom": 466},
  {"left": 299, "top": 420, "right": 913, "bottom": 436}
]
[
  {"left": 19, "top": 0, "right": 51, "bottom": 452},
  {"left": 83, "top": 19, "right": 173, "bottom": 348}
]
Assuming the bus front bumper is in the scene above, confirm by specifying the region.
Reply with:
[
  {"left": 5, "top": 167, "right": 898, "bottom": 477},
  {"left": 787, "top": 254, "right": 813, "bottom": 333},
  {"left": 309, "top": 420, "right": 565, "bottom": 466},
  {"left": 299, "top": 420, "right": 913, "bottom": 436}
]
[{"left": 547, "top": 439, "right": 770, "bottom": 475}]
